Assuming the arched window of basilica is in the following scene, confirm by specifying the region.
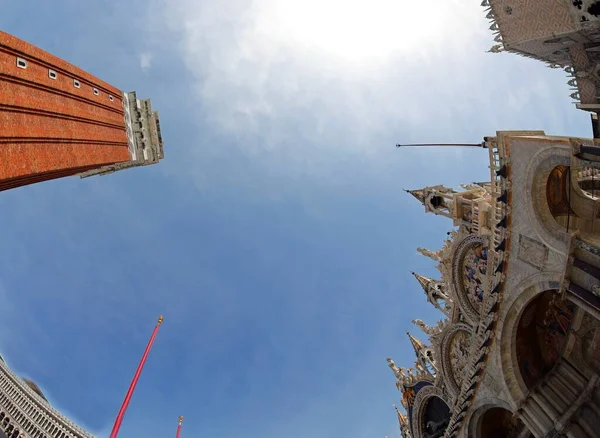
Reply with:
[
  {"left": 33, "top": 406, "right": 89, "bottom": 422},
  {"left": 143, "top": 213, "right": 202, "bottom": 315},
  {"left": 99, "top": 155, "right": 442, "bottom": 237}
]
[
  {"left": 546, "top": 165, "right": 578, "bottom": 231},
  {"left": 515, "top": 290, "right": 574, "bottom": 389},
  {"left": 479, "top": 408, "right": 532, "bottom": 438},
  {"left": 422, "top": 396, "right": 450, "bottom": 438}
]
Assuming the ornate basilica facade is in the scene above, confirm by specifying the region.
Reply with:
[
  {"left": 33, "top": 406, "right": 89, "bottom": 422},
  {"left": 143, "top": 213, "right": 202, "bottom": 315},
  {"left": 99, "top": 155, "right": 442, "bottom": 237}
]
[
  {"left": 387, "top": 132, "right": 600, "bottom": 438},
  {"left": 385, "top": 2, "right": 600, "bottom": 437}
]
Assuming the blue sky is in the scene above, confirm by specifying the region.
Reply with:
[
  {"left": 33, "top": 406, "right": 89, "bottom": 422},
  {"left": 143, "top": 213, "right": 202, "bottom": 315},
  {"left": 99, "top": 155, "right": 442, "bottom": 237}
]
[{"left": 0, "top": 1, "right": 594, "bottom": 437}]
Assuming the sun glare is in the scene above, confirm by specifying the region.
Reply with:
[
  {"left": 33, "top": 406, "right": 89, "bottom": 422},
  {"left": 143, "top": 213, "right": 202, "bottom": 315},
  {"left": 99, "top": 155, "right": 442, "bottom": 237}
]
[{"left": 256, "top": 0, "right": 445, "bottom": 63}]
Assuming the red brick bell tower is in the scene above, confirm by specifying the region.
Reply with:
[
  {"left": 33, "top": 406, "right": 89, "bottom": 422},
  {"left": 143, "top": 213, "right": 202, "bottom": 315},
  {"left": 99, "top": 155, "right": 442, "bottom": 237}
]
[{"left": 0, "top": 31, "right": 164, "bottom": 192}]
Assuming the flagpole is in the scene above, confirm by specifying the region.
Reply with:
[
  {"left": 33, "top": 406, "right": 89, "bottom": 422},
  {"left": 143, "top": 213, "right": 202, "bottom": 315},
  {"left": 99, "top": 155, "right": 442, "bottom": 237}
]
[
  {"left": 396, "top": 142, "right": 487, "bottom": 148},
  {"left": 175, "top": 416, "right": 184, "bottom": 438},
  {"left": 109, "top": 315, "right": 164, "bottom": 438}
]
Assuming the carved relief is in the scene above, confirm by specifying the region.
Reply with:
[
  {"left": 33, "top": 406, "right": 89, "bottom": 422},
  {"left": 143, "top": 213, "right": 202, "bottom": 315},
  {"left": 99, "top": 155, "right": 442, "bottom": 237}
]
[
  {"left": 462, "top": 243, "right": 488, "bottom": 310},
  {"left": 452, "top": 234, "right": 490, "bottom": 323},
  {"left": 440, "top": 323, "right": 474, "bottom": 397},
  {"left": 449, "top": 331, "right": 472, "bottom": 389},
  {"left": 517, "top": 234, "right": 549, "bottom": 269}
]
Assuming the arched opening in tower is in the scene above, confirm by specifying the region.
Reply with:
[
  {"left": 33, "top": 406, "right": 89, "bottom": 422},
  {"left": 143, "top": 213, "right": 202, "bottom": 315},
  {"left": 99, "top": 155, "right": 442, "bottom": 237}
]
[
  {"left": 515, "top": 290, "right": 574, "bottom": 389},
  {"left": 479, "top": 407, "right": 532, "bottom": 438}
]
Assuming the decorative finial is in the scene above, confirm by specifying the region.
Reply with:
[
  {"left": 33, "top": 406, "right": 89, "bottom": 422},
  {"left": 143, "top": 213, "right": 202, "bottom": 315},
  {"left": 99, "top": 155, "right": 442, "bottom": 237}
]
[
  {"left": 179, "top": 416, "right": 184, "bottom": 424},
  {"left": 405, "top": 189, "right": 426, "bottom": 205},
  {"left": 487, "top": 44, "right": 504, "bottom": 53},
  {"left": 158, "top": 315, "right": 164, "bottom": 325},
  {"left": 406, "top": 332, "right": 426, "bottom": 357},
  {"left": 411, "top": 271, "right": 433, "bottom": 293}
]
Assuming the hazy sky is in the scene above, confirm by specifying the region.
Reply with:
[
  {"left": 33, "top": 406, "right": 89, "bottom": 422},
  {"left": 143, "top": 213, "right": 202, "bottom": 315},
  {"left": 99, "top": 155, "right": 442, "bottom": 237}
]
[{"left": 0, "top": 1, "right": 593, "bottom": 437}]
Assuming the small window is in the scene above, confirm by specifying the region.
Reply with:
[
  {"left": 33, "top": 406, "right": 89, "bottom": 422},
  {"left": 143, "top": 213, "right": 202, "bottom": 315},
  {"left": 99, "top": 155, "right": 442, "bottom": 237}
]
[
  {"left": 93, "top": 88, "right": 99, "bottom": 96},
  {"left": 48, "top": 69, "right": 57, "bottom": 80},
  {"left": 73, "top": 79, "right": 81, "bottom": 88},
  {"left": 109, "top": 95, "right": 114, "bottom": 102},
  {"left": 16, "top": 57, "right": 27, "bottom": 69}
]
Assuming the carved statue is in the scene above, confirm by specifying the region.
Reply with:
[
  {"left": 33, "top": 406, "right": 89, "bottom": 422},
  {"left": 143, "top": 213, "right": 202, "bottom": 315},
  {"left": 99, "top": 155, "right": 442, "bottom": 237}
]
[
  {"left": 414, "top": 361, "right": 427, "bottom": 374},
  {"left": 412, "top": 319, "right": 441, "bottom": 337},
  {"left": 417, "top": 247, "right": 442, "bottom": 262},
  {"left": 387, "top": 358, "right": 407, "bottom": 380}
]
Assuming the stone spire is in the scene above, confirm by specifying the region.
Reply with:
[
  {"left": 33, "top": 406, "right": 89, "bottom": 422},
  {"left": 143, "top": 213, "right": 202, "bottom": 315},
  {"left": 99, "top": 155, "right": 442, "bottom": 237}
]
[
  {"left": 407, "top": 332, "right": 438, "bottom": 376},
  {"left": 404, "top": 188, "right": 425, "bottom": 204},
  {"left": 411, "top": 271, "right": 432, "bottom": 294},
  {"left": 407, "top": 332, "right": 426, "bottom": 357},
  {"left": 410, "top": 272, "right": 452, "bottom": 317},
  {"left": 394, "top": 405, "right": 412, "bottom": 438}
]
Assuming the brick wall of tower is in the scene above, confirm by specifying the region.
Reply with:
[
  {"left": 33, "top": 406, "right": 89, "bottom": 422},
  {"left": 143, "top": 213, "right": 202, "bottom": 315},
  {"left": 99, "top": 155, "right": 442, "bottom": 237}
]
[{"left": 0, "top": 31, "right": 131, "bottom": 191}]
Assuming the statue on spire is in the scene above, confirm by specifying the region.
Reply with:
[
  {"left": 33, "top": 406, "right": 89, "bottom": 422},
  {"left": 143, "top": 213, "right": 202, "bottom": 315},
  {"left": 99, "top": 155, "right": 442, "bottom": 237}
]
[
  {"left": 411, "top": 272, "right": 452, "bottom": 316},
  {"left": 412, "top": 319, "right": 443, "bottom": 337},
  {"left": 417, "top": 247, "right": 442, "bottom": 262},
  {"left": 387, "top": 357, "right": 407, "bottom": 380},
  {"left": 387, "top": 357, "right": 407, "bottom": 391}
]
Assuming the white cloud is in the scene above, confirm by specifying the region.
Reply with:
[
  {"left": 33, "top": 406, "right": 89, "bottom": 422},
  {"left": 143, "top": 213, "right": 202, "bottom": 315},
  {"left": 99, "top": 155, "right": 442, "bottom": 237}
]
[
  {"left": 146, "top": 0, "right": 591, "bottom": 196},
  {"left": 140, "top": 52, "right": 153, "bottom": 72}
]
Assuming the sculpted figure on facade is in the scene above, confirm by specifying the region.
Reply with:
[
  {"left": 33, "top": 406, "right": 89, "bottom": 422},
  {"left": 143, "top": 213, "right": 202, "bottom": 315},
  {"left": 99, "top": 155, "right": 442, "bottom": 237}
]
[
  {"left": 417, "top": 247, "right": 442, "bottom": 262},
  {"left": 411, "top": 319, "right": 444, "bottom": 338}
]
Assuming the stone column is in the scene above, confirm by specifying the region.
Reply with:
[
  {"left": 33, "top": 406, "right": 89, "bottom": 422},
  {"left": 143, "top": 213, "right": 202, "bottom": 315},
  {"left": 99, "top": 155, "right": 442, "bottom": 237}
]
[
  {"left": 566, "top": 420, "right": 591, "bottom": 438},
  {"left": 551, "top": 372, "right": 578, "bottom": 400},
  {"left": 558, "top": 364, "right": 585, "bottom": 392},
  {"left": 518, "top": 409, "right": 542, "bottom": 438},
  {"left": 543, "top": 382, "right": 568, "bottom": 412},
  {"left": 532, "top": 391, "right": 560, "bottom": 422},
  {"left": 523, "top": 402, "right": 549, "bottom": 437},
  {"left": 527, "top": 397, "right": 554, "bottom": 432}
]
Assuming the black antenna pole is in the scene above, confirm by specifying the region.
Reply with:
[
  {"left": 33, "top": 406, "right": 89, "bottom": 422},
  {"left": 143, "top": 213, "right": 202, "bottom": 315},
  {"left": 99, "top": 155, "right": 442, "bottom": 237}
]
[{"left": 396, "top": 143, "right": 486, "bottom": 148}]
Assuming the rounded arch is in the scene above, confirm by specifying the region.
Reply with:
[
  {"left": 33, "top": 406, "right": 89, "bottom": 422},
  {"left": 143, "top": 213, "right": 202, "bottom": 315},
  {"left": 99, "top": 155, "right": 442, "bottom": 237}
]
[
  {"left": 411, "top": 385, "right": 452, "bottom": 438},
  {"left": 526, "top": 146, "right": 571, "bottom": 253},
  {"left": 515, "top": 290, "right": 574, "bottom": 389},
  {"left": 451, "top": 235, "right": 489, "bottom": 324},
  {"left": 440, "top": 323, "right": 474, "bottom": 397},
  {"left": 499, "top": 272, "right": 564, "bottom": 404},
  {"left": 466, "top": 398, "right": 520, "bottom": 438}
]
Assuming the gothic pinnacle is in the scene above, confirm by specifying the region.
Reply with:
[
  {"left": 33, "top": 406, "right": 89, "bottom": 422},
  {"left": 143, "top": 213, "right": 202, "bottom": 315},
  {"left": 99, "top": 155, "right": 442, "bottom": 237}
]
[
  {"left": 404, "top": 188, "right": 426, "bottom": 204},
  {"left": 411, "top": 271, "right": 433, "bottom": 293},
  {"left": 406, "top": 332, "right": 426, "bottom": 358}
]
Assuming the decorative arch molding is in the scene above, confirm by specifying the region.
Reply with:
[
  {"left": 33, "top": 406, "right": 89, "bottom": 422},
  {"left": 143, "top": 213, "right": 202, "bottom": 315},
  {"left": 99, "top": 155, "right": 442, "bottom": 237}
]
[
  {"left": 451, "top": 234, "right": 489, "bottom": 325},
  {"left": 526, "top": 146, "right": 571, "bottom": 253},
  {"left": 465, "top": 397, "right": 515, "bottom": 438},
  {"left": 498, "top": 272, "right": 563, "bottom": 405},
  {"left": 439, "top": 323, "right": 474, "bottom": 398},
  {"left": 410, "top": 385, "right": 452, "bottom": 438}
]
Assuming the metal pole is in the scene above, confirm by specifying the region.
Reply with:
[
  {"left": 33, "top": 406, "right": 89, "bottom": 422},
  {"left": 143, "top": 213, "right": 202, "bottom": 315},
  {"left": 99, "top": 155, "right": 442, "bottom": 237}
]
[
  {"left": 396, "top": 143, "right": 486, "bottom": 148},
  {"left": 175, "top": 416, "right": 184, "bottom": 438},
  {"left": 109, "top": 316, "right": 164, "bottom": 438}
]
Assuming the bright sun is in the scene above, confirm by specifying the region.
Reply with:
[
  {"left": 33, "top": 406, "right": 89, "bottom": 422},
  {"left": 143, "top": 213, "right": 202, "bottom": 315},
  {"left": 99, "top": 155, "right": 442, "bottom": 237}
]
[{"left": 256, "top": 0, "right": 445, "bottom": 62}]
